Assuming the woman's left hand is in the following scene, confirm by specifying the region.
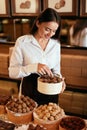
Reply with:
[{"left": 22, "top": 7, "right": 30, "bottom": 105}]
[{"left": 61, "top": 77, "right": 66, "bottom": 93}]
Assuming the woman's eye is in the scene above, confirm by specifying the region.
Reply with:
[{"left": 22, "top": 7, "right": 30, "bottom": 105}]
[
  {"left": 45, "top": 27, "right": 56, "bottom": 34},
  {"left": 53, "top": 30, "right": 56, "bottom": 33},
  {"left": 45, "top": 27, "right": 50, "bottom": 32}
]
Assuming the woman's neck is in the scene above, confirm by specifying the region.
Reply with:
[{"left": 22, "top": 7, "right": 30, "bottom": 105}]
[{"left": 34, "top": 34, "right": 49, "bottom": 50}]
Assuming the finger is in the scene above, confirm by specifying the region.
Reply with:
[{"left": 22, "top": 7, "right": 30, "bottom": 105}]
[
  {"left": 38, "top": 68, "right": 46, "bottom": 75},
  {"left": 61, "top": 81, "right": 66, "bottom": 93},
  {"left": 43, "top": 66, "right": 53, "bottom": 77},
  {"left": 41, "top": 68, "right": 46, "bottom": 75},
  {"left": 38, "top": 70, "right": 43, "bottom": 76},
  {"left": 49, "top": 71, "right": 54, "bottom": 77},
  {"left": 62, "top": 77, "right": 65, "bottom": 81}
]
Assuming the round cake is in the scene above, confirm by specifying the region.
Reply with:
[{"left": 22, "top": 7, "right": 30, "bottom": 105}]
[
  {"left": 59, "top": 116, "right": 86, "bottom": 130},
  {"left": 38, "top": 75, "right": 63, "bottom": 95}
]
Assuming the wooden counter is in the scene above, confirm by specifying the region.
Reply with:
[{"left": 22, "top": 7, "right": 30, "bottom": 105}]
[
  {"left": 0, "top": 42, "right": 14, "bottom": 54},
  {"left": 61, "top": 45, "right": 87, "bottom": 91},
  {"left": 61, "top": 44, "right": 87, "bottom": 56}
]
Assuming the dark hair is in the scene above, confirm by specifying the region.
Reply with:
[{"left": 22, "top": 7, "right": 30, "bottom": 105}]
[
  {"left": 30, "top": 8, "right": 61, "bottom": 39},
  {"left": 73, "top": 19, "right": 87, "bottom": 38}
]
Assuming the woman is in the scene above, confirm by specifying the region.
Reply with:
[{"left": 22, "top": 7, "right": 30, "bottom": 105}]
[
  {"left": 69, "top": 19, "right": 87, "bottom": 47},
  {"left": 9, "top": 8, "right": 66, "bottom": 105}
]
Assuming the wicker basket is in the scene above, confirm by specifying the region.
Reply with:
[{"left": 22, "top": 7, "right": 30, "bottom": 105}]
[
  {"left": 6, "top": 94, "right": 38, "bottom": 125},
  {"left": 33, "top": 111, "right": 65, "bottom": 130},
  {"left": 59, "top": 116, "right": 86, "bottom": 130},
  {"left": 0, "top": 105, "right": 6, "bottom": 114},
  {"left": 6, "top": 107, "right": 33, "bottom": 125}
]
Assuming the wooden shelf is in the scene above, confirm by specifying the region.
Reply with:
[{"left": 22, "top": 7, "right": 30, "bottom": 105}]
[
  {"left": 0, "top": 74, "right": 20, "bottom": 82},
  {"left": 0, "top": 42, "right": 14, "bottom": 54},
  {"left": 66, "top": 84, "right": 87, "bottom": 92}
]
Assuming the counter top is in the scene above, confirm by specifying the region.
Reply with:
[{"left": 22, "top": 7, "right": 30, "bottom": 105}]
[
  {"left": 61, "top": 44, "right": 87, "bottom": 50},
  {"left": 0, "top": 41, "right": 15, "bottom": 45},
  {"left": 0, "top": 41, "right": 87, "bottom": 50},
  {"left": 0, "top": 114, "right": 87, "bottom": 130}
]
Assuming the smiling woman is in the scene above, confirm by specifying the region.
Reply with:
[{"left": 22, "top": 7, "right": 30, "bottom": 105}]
[{"left": 9, "top": 8, "right": 66, "bottom": 105}]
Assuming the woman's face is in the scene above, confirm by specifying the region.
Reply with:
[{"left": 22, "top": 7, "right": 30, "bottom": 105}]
[{"left": 36, "top": 21, "right": 59, "bottom": 40}]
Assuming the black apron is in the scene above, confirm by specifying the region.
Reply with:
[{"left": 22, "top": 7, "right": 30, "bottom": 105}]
[{"left": 22, "top": 74, "right": 58, "bottom": 105}]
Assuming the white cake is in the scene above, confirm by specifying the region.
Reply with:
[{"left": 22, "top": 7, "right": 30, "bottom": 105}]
[{"left": 37, "top": 76, "right": 63, "bottom": 95}]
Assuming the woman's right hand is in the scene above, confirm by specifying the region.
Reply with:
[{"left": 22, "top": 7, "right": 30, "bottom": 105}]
[{"left": 37, "top": 63, "right": 53, "bottom": 77}]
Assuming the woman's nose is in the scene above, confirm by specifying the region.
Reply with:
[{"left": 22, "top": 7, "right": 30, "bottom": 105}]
[{"left": 48, "top": 31, "right": 54, "bottom": 37}]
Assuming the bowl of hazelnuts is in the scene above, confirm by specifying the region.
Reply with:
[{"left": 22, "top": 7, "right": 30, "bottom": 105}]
[
  {"left": 38, "top": 74, "right": 63, "bottom": 95},
  {"left": 6, "top": 95, "right": 37, "bottom": 125},
  {"left": 33, "top": 103, "right": 65, "bottom": 130}
]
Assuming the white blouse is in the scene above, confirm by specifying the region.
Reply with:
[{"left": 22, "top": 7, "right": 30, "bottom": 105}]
[{"left": 9, "top": 35, "right": 61, "bottom": 78}]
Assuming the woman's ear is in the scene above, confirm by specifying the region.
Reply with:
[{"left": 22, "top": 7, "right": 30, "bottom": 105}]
[{"left": 36, "top": 20, "right": 40, "bottom": 27}]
